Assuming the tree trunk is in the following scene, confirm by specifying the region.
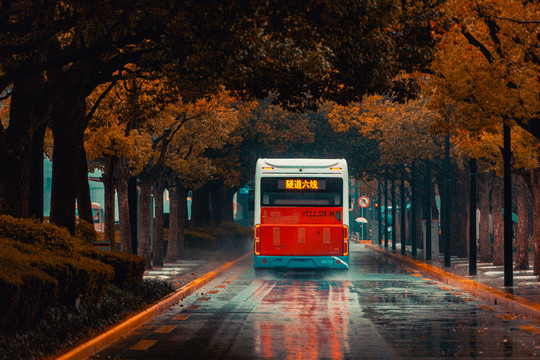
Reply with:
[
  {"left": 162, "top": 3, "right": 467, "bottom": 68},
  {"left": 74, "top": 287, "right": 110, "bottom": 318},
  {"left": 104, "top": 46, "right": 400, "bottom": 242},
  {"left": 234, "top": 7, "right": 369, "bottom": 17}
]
[
  {"left": 492, "top": 175, "right": 504, "bottom": 266},
  {"left": 166, "top": 185, "right": 179, "bottom": 262},
  {"left": 191, "top": 185, "right": 211, "bottom": 226},
  {"left": 0, "top": 77, "right": 48, "bottom": 218},
  {"left": 209, "top": 182, "right": 224, "bottom": 225},
  {"left": 515, "top": 175, "right": 530, "bottom": 270},
  {"left": 29, "top": 123, "right": 47, "bottom": 221},
  {"left": 477, "top": 173, "right": 492, "bottom": 262},
  {"left": 177, "top": 185, "right": 187, "bottom": 258},
  {"left": 166, "top": 184, "right": 186, "bottom": 261},
  {"left": 222, "top": 187, "right": 235, "bottom": 223},
  {"left": 102, "top": 157, "right": 116, "bottom": 247},
  {"left": 128, "top": 176, "right": 139, "bottom": 254},
  {"left": 138, "top": 173, "right": 152, "bottom": 268},
  {"left": 116, "top": 164, "right": 132, "bottom": 254},
  {"left": 410, "top": 163, "right": 418, "bottom": 257},
  {"left": 451, "top": 167, "right": 469, "bottom": 258},
  {"left": 522, "top": 168, "right": 540, "bottom": 277},
  {"left": 50, "top": 97, "right": 86, "bottom": 234},
  {"left": 75, "top": 141, "right": 93, "bottom": 225},
  {"left": 152, "top": 183, "right": 165, "bottom": 267}
]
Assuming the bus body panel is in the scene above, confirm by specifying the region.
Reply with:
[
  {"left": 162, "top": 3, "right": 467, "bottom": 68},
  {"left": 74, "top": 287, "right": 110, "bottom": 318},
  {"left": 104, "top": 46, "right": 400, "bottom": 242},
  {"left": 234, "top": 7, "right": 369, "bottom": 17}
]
[
  {"left": 254, "top": 158, "right": 349, "bottom": 270},
  {"left": 254, "top": 255, "right": 350, "bottom": 269},
  {"left": 259, "top": 224, "right": 344, "bottom": 256}
]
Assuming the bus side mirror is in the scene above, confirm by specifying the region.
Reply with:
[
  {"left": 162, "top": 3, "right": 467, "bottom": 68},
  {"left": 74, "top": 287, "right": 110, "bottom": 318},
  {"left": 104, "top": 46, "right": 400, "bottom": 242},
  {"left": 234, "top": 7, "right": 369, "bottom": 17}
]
[
  {"left": 248, "top": 190, "right": 255, "bottom": 211},
  {"left": 349, "top": 195, "right": 354, "bottom": 211}
]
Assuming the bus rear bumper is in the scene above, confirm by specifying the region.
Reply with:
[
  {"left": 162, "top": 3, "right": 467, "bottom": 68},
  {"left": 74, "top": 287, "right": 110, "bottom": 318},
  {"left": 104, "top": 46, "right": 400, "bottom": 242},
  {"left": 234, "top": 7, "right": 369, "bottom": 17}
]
[{"left": 254, "top": 255, "right": 349, "bottom": 270}]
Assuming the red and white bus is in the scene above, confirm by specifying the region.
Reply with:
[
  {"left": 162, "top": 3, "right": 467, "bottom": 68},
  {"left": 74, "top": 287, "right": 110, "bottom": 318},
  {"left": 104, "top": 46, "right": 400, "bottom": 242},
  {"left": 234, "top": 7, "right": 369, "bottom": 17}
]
[{"left": 253, "top": 158, "right": 350, "bottom": 270}]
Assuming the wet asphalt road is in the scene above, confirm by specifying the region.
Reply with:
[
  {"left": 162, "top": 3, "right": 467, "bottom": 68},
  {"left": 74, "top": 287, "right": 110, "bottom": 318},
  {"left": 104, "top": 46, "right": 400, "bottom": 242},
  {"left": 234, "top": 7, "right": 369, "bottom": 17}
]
[{"left": 93, "top": 243, "right": 540, "bottom": 359}]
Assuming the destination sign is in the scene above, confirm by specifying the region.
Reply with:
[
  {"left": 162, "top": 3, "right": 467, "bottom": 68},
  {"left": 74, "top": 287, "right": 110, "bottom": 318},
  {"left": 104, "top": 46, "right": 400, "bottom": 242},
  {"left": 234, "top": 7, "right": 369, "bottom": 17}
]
[{"left": 278, "top": 179, "right": 327, "bottom": 190}]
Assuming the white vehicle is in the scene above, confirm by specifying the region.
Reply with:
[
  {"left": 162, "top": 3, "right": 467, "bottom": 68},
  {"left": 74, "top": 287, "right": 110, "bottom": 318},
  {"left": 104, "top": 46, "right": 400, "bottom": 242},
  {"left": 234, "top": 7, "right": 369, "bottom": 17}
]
[{"left": 253, "top": 158, "right": 350, "bottom": 270}]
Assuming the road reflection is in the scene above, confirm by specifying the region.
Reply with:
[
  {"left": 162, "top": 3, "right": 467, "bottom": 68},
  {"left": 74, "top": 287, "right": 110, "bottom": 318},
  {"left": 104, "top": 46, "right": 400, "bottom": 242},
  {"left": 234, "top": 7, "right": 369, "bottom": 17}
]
[{"left": 253, "top": 271, "right": 350, "bottom": 359}]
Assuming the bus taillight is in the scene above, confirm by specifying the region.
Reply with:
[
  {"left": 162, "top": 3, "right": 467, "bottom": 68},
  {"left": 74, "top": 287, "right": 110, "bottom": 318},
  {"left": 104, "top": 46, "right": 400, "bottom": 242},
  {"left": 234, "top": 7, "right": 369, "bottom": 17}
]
[
  {"left": 255, "top": 224, "right": 261, "bottom": 255},
  {"left": 343, "top": 225, "right": 349, "bottom": 256}
]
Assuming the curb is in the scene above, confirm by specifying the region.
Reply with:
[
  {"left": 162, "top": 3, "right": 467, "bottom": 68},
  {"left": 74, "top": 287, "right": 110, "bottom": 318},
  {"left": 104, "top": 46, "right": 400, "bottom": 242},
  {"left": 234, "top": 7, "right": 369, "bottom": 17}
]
[
  {"left": 56, "top": 253, "right": 250, "bottom": 360},
  {"left": 366, "top": 243, "right": 540, "bottom": 320}
]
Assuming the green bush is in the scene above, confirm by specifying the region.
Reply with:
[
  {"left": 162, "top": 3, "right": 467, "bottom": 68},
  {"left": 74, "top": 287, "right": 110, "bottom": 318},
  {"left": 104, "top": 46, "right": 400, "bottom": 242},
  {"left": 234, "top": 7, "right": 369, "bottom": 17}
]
[
  {"left": 0, "top": 238, "right": 114, "bottom": 307},
  {"left": 184, "top": 222, "right": 251, "bottom": 251},
  {"left": 75, "top": 219, "right": 100, "bottom": 243},
  {"left": 0, "top": 216, "right": 147, "bottom": 331},
  {"left": 0, "top": 215, "right": 79, "bottom": 257},
  {"left": 77, "top": 245, "right": 146, "bottom": 289},
  {"left": 184, "top": 227, "right": 218, "bottom": 250},
  {"left": 0, "top": 249, "right": 58, "bottom": 331}
]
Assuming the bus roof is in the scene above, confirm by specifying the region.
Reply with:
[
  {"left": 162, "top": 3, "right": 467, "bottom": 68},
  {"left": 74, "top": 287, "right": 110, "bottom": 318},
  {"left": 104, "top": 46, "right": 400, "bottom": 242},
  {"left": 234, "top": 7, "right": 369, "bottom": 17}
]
[
  {"left": 256, "top": 158, "right": 348, "bottom": 175},
  {"left": 258, "top": 158, "right": 346, "bottom": 168}
]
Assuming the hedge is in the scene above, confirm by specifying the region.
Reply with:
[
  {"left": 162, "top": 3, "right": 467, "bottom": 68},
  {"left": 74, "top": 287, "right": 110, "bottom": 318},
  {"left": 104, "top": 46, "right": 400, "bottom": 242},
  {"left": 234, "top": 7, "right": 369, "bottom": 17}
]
[
  {"left": 184, "top": 222, "right": 252, "bottom": 251},
  {"left": 0, "top": 215, "right": 145, "bottom": 289},
  {"left": 0, "top": 238, "right": 114, "bottom": 307},
  {"left": 0, "top": 215, "right": 147, "bottom": 331},
  {"left": 75, "top": 219, "right": 100, "bottom": 243},
  {"left": 77, "top": 245, "right": 146, "bottom": 289},
  {"left": 0, "top": 215, "right": 79, "bottom": 257},
  {"left": 0, "top": 248, "right": 58, "bottom": 331}
]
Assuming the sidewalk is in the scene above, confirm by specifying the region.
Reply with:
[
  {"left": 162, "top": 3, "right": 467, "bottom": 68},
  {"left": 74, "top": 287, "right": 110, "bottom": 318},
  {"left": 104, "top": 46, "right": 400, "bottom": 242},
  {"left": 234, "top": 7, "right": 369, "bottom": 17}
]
[
  {"left": 365, "top": 241, "right": 540, "bottom": 320},
  {"left": 57, "top": 253, "right": 249, "bottom": 360}
]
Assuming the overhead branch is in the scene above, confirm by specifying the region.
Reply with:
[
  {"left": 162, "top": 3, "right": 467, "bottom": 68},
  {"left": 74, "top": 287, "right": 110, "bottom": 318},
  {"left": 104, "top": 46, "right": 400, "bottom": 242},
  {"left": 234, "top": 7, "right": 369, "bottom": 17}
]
[
  {"left": 455, "top": 18, "right": 494, "bottom": 65},
  {"left": 477, "top": 6, "right": 504, "bottom": 58},
  {"left": 0, "top": 29, "right": 162, "bottom": 92},
  {"left": 476, "top": 5, "right": 540, "bottom": 24},
  {"left": 85, "top": 80, "right": 118, "bottom": 123},
  {"left": 0, "top": 89, "right": 11, "bottom": 101}
]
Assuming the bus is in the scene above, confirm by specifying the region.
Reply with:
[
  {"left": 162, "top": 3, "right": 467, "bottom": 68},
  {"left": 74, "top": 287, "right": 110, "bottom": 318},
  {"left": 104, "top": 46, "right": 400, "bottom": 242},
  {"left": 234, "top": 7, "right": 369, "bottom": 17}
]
[
  {"left": 253, "top": 158, "right": 350, "bottom": 270},
  {"left": 91, "top": 202, "right": 104, "bottom": 233}
]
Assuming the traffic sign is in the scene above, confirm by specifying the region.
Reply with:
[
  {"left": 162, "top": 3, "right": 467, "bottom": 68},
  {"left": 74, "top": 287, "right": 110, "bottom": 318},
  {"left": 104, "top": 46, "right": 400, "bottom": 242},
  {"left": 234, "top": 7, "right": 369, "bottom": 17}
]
[{"left": 358, "top": 196, "right": 370, "bottom": 208}]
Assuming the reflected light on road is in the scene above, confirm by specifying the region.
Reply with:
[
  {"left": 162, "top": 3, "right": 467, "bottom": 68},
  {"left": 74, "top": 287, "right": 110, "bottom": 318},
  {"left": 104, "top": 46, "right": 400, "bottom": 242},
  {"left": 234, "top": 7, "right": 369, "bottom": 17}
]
[{"left": 254, "top": 280, "right": 351, "bottom": 359}]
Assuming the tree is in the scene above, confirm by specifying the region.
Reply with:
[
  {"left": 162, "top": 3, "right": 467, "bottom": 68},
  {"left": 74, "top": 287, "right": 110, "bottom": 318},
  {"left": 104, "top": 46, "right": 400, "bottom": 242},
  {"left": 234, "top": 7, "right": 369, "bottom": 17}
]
[
  {"left": 429, "top": 0, "right": 540, "bottom": 139},
  {"left": 1, "top": 0, "right": 435, "bottom": 228}
]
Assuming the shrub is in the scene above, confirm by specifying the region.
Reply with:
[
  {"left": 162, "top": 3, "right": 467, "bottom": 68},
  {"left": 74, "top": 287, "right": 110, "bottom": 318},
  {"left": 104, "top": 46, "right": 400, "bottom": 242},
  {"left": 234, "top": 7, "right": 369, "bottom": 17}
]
[
  {"left": 184, "top": 227, "right": 217, "bottom": 250},
  {"left": 0, "top": 215, "right": 79, "bottom": 257},
  {"left": 0, "top": 248, "right": 58, "bottom": 331},
  {"left": 184, "top": 222, "right": 251, "bottom": 252},
  {"left": 77, "top": 245, "right": 146, "bottom": 289},
  {"left": 0, "top": 238, "right": 114, "bottom": 307},
  {"left": 75, "top": 219, "right": 100, "bottom": 243}
]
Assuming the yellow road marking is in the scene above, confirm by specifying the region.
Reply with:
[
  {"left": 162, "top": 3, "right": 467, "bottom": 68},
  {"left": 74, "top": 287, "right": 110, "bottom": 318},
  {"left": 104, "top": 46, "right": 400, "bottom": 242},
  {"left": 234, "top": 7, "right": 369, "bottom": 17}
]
[
  {"left": 174, "top": 314, "right": 191, "bottom": 320},
  {"left": 198, "top": 297, "right": 211, "bottom": 301},
  {"left": 520, "top": 325, "right": 540, "bottom": 334},
  {"left": 188, "top": 305, "right": 201, "bottom": 310},
  {"left": 208, "top": 290, "right": 220, "bottom": 294},
  {"left": 439, "top": 286, "right": 451, "bottom": 291},
  {"left": 496, "top": 314, "right": 516, "bottom": 320},
  {"left": 130, "top": 340, "right": 157, "bottom": 351},
  {"left": 411, "top": 274, "right": 422, "bottom": 277},
  {"left": 154, "top": 325, "right": 176, "bottom": 334},
  {"left": 478, "top": 305, "right": 494, "bottom": 311}
]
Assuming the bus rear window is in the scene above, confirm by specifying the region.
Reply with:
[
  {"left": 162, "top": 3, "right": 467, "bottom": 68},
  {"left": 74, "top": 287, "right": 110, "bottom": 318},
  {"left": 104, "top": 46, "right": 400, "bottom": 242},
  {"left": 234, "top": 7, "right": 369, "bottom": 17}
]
[{"left": 261, "top": 177, "right": 342, "bottom": 207}]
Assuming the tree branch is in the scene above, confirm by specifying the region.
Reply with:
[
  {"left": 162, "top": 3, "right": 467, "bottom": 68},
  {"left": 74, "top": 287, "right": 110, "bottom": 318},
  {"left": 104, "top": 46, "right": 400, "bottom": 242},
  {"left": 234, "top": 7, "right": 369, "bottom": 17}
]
[
  {"left": 476, "top": 5, "right": 540, "bottom": 25},
  {"left": 0, "top": 29, "right": 162, "bottom": 92},
  {"left": 85, "top": 80, "right": 118, "bottom": 123},
  {"left": 0, "top": 88, "right": 11, "bottom": 101},
  {"left": 455, "top": 18, "right": 494, "bottom": 65}
]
